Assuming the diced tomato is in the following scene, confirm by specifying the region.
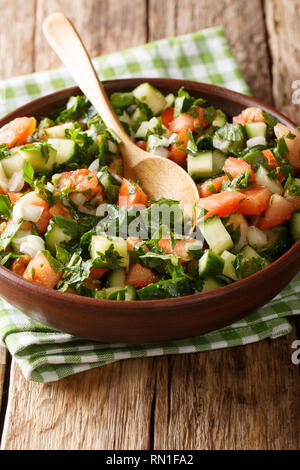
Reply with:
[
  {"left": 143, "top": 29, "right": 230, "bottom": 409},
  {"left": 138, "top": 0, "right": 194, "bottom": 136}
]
[
  {"left": 257, "top": 194, "right": 295, "bottom": 230},
  {"left": 158, "top": 236, "right": 202, "bottom": 260},
  {"left": 194, "top": 106, "right": 209, "bottom": 129},
  {"left": 49, "top": 202, "right": 72, "bottom": 218},
  {"left": 236, "top": 186, "right": 272, "bottom": 215},
  {"left": 8, "top": 192, "right": 23, "bottom": 204},
  {"left": 24, "top": 251, "right": 62, "bottom": 289},
  {"left": 89, "top": 268, "right": 109, "bottom": 280},
  {"left": 169, "top": 128, "right": 189, "bottom": 165},
  {"left": 223, "top": 157, "right": 255, "bottom": 182},
  {"left": 11, "top": 255, "right": 31, "bottom": 277},
  {"left": 262, "top": 149, "right": 284, "bottom": 182},
  {"left": 14, "top": 191, "right": 51, "bottom": 233},
  {"left": 118, "top": 178, "right": 148, "bottom": 209},
  {"left": 126, "top": 263, "right": 158, "bottom": 288},
  {"left": 232, "top": 107, "right": 265, "bottom": 125},
  {"left": 0, "top": 117, "right": 37, "bottom": 149},
  {"left": 199, "top": 191, "right": 246, "bottom": 220},
  {"left": 168, "top": 113, "right": 195, "bottom": 133},
  {"left": 57, "top": 169, "right": 103, "bottom": 198},
  {"left": 136, "top": 140, "right": 147, "bottom": 151},
  {"left": 126, "top": 237, "right": 142, "bottom": 251},
  {"left": 0, "top": 186, "right": 5, "bottom": 195},
  {"left": 284, "top": 193, "right": 300, "bottom": 209},
  {"left": 198, "top": 175, "right": 229, "bottom": 198},
  {"left": 35, "top": 209, "right": 52, "bottom": 233},
  {"left": 161, "top": 107, "right": 175, "bottom": 128}
]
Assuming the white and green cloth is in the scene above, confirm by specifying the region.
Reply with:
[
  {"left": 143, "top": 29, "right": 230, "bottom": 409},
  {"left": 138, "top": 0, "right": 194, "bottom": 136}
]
[{"left": 0, "top": 26, "right": 298, "bottom": 382}]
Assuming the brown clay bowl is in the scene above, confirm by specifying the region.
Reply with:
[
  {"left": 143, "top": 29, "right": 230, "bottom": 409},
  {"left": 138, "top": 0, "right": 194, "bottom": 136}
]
[{"left": 0, "top": 78, "right": 299, "bottom": 344}]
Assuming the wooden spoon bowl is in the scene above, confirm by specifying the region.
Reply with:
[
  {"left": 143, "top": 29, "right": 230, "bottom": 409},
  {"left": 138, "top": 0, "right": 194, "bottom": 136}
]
[{"left": 0, "top": 78, "right": 299, "bottom": 344}]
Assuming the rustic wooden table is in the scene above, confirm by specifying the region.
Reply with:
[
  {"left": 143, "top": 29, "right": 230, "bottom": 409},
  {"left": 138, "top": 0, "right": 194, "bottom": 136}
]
[{"left": 0, "top": 0, "right": 299, "bottom": 450}]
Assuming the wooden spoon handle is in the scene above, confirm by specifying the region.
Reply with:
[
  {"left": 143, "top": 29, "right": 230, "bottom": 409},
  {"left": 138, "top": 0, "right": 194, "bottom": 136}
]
[{"left": 43, "top": 13, "right": 131, "bottom": 144}]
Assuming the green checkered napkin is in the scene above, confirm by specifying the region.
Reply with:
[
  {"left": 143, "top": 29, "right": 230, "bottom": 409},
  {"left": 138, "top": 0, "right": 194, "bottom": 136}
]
[{"left": 0, "top": 26, "right": 298, "bottom": 382}]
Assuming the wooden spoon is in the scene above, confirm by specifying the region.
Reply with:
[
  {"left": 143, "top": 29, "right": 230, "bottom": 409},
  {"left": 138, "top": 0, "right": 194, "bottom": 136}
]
[{"left": 43, "top": 13, "right": 199, "bottom": 208}]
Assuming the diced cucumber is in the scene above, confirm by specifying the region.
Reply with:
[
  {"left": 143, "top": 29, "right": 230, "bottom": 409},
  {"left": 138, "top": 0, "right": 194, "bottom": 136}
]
[
  {"left": 1, "top": 151, "right": 25, "bottom": 178},
  {"left": 221, "top": 251, "right": 238, "bottom": 281},
  {"left": 246, "top": 136, "right": 267, "bottom": 148},
  {"left": 98, "top": 285, "right": 135, "bottom": 301},
  {"left": 202, "top": 277, "right": 224, "bottom": 292},
  {"left": 198, "top": 249, "right": 225, "bottom": 277},
  {"left": 135, "top": 117, "right": 159, "bottom": 139},
  {"left": 187, "top": 151, "right": 213, "bottom": 178},
  {"left": 19, "top": 143, "right": 56, "bottom": 172},
  {"left": 97, "top": 168, "right": 120, "bottom": 203},
  {"left": 246, "top": 226, "right": 268, "bottom": 248},
  {"left": 137, "top": 277, "right": 191, "bottom": 300},
  {"left": 132, "top": 83, "right": 167, "bottom": 116},
  {"left": 107, "top": 269, "right": 126, "bottom": 288},
  {"left": 241, "top": 244, "right": 262, "bottom": 260},
  {"left": 212, "top": 110, "right": 227, "bottom": 129},
  {"left": 45, "top": 223, "right": 72, "bottom": 255},
  {"left": 212, "top": 150, "right": 227, "bottom": 176},
  {"left": 245, "top": 122, "right": 267, "bottom": 138},
  {"left": 255, "top": 165, "right": 283, "bottom": 194},
  {"left": 0, "top": 162, "right": 9, "bottom": 192},
  {"left": 45, "top": 122, "right": 75, "bottom": 139},
  {"left": 125, "top": 284, "right": 136, "bottom": 301},
  {"left": 90, "top": 235, "right": 128, "bottom": 268},
  {"left": 45, "top": 216, "right": 79, "bottom": 255},
  {"left": 131, "top": 107, "right": 149, "bottom": 132},
  {"left": 47, "top": 138, "right": 76, "bottom": 166},
  {"left": 199, "top": 216, "right": 234, "bottom": 255},
  {"left": 290, "top": 212, "right": 300, "bottom": 242},
  {"left": 241, "top": 245, "right": 269, "bottom": 267}
]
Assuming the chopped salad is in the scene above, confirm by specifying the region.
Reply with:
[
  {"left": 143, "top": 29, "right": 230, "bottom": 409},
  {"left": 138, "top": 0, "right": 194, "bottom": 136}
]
[{"left": 0, "top": 82, "right": 299, "bottom": 301}]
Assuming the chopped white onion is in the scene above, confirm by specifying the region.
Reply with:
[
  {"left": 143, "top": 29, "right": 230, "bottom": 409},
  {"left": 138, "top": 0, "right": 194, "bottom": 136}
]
[
  {"left": 70, "top": 193, "right": 86, "bottom": 206},
  {"left": 88, "top": 159, "right": 100, "bottom": 173},
  {"left": 20, "top": 235, "right": 45, "bottom": 258},
  {"left": 12, "top": 230, "right": 32, "bottom": 252},
  {"left": 8, "top": 170, "right": 24, "bottom": 192},
  {"left": 168, "top": 133, "right": 178, "bottom": 145},
  {"left": 78, "top": 204, "right": 96, "bottom": 215},
  {"left": 96, "top": 203, "right": 108, "bottom": 217},
  {"left": 12, "top": 203, "right": 24, "bottom": 223},
  {"left": 108, "top": 141, "right": 119, "bottom": 154},
  {"left": 46, "top": 182, "right": 55, "bottom": 192},
  {"left": 247, "top": 226, "right": 268, "bottom": 247},
  {"left": 21, "top": 205, "right": 44, "bottom": 223},
  {"left": 149, "top": 147, "right": 170, "bottom": 158}
]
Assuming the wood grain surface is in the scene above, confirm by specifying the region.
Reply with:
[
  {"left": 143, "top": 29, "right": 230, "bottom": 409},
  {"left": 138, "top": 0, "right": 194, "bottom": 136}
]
[{"left": 0, "top": 0, "right": 299, "bottom": 450}]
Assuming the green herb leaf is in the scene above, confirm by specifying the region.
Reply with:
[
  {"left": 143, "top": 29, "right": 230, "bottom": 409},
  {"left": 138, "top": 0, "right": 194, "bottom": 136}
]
[
  {"left": 0, "top": 195, "right": 12, "bottom": 220},
  {"left": 23, "top": 161, "right": 34, "bottom": 186},
  {"left": 262, "top": 112, "right": 279, "bottom": 128}
]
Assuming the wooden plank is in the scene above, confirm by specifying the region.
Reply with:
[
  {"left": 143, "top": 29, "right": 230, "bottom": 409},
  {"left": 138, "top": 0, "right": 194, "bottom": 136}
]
[
  {"left": 0, "top": 347, "right": 6, "bottom": 413},
  {"left": 264, "top": 0, "right": 300, "bottom": 121},
  {"left": 1, "top": 0, "right": 155, "bottom": 451},
  {"left": 2, "top": 358, "right": 156, "bottom": 450},
  {"left": 0, "top": 0, "right": 36, "bottom": 79},
  {"left": 148, "top": 0, "right": 273, "bottom": 104},
  {"left": 35, "top": 0, "right": 147, "bottom": 71},
  {"left": 149, "top": 0, "right": 299, "bottom": 450},
  {"left": 154, "top": 329, "right": 300, "bottom": 450}
]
